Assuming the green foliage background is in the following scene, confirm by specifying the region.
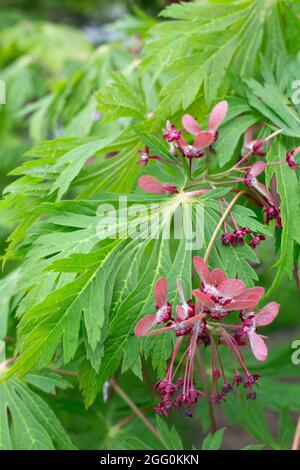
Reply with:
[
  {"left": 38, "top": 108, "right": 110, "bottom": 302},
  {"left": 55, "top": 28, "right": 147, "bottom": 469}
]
[{"left": 0, "top": 0, "right": 300, "bottom": 451}]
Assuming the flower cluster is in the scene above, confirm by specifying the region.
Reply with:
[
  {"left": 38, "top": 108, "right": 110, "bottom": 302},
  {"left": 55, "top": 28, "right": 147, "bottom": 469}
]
[
  {"left": 135, "top": 258, "right": 279, "bottom": 417},
  {"left": 286, "top": 146, "right": 300, "bottom": 169}
]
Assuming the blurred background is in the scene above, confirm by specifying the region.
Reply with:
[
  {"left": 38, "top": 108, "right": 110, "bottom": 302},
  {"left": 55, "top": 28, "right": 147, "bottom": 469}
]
[
  {"left": 0, "top": 0, "right": 299, "bottom": 450},
  {"left": 0, "top": 0, "right": 174, "bottom": 265}
]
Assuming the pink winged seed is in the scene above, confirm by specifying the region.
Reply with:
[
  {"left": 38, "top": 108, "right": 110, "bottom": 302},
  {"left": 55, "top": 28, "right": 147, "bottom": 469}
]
[
  {"left": 250, "top": 161, "right": 266, "bottom": 177},
  {"left": 138, "top": 176, "right": 166, "bottom": 194},
  {"left": 193, "top": 131, "right": 215, "bottom": 150},
  {"left": 211, "top": 268, "right": 227, "bottom": 286},
  {"left": 243, "top": 127, "right": 254, "bottom": 148}
]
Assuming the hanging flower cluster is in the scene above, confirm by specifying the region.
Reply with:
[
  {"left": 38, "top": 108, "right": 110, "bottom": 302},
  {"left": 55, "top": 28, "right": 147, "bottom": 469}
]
[{"left": 135, "top": 258, "right": 279, "bottom": 417}]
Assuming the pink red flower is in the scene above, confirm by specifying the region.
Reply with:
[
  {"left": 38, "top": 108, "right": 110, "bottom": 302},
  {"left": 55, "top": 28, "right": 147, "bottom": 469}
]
[{"left": 138, "top": 176, "right": 178, "bottom": 195}]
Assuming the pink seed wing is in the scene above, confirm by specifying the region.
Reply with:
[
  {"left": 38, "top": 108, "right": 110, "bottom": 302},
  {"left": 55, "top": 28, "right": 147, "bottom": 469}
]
[
  {"left": 217, "top": 279, "right": 245, "bottom": 297},
  {"left": 134, "top": 314, "right": 157, "bottom": 336},
  {"left": 222, "top": 299, "right": 258, "bottom": 312},
  {"left": 211, "top": 268, "right": 227, "bottom": 286},
  {"left": 154, "top": 277, "right": 168, "bottom": 308},
  {"left": 192, "top": 289, "right": 215, "bottom": 309},
  {"left": 193, "top": 131, "right": 214, "bottom": 150},
  {"left": 255, "top": 301, "right": 279, "bottom": 326},
  {"left": 250, "top": 161, "right": 266, "bottom": 177},
  {"left": 208, "top": 100, "right": 228, "bottom": 133},
  {"left": 138, "top": 176, "right": 166, "bottom": 194},
  {"left": 182, "top": 114, "right": 201, "bottom": 135},
  {"left": 249, "top": 332, "right": 268, "bottom": 361},
  {"left": 193, "top": 256, "right": 212, "bottom": 285}
]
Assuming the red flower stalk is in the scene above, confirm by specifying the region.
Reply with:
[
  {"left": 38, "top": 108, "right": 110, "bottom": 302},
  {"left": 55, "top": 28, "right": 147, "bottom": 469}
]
[
  {"left": 243, "top": 127, "right": 282, "bottom": 157},
  {"left": 135, "top": 257, "right": 279, "bottom": 417}
]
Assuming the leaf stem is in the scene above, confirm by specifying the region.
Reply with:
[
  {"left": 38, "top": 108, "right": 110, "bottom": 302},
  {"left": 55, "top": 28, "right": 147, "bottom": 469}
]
[
  {"left": 204, "top": 190, "right": 247, "bottom": 263},
  {"left": 110, "top": 378, "right": 164, "bottom": 445}
]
